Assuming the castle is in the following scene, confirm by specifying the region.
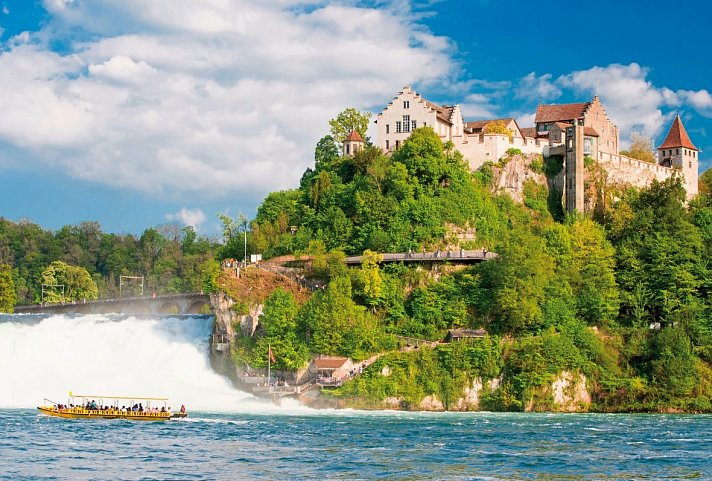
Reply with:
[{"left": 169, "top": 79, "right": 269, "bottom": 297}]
[{"left": 375, "top": 86, "right": 699, "bottom": 212}]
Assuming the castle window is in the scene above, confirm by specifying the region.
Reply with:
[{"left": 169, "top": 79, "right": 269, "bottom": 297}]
[
  {"left": 404, "top": 101, "right": 410, "bottom": 109},
  {"left": 689, "top": 162, "right": 692, "bottom": 168},
  {"left": 386, "top": 124, "right": 389, "bottom": 134},
  {"left": 584, "top": 137, "right": 592, "bottom": 155},
  {"left": 396, "top": 121, "right": 402, "bottom": 133},
  {"left": 403, "top": 115, "right": 410, "bottom": 132},
  {"left": 677, "top": 149, "right": 680, "bottom": 155},
  {"left": 395, "top": 140, "right": 400, "bottom": 149},
  {"left": 346, "top": 144, "right": 350, "bottom": 155},
  {"left": 386, "top": 140, "right": 390, "bottom": 149},
  {"left": 411, "top": 120, "right": 417, "bottom": 131}
]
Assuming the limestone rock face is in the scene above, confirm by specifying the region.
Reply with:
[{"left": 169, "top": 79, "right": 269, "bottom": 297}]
[
  {"left": 209, "top": 291, "right": 264, "bottom": 338},
  {"left": 419, "top": 395, "right": 445, "bottom": 411},
  {"left": 550, "top": 371, "right": 591, "bottom": 412},
  {"left": 493, "top": 154, "right": 545, "bottom": 203},
  {"left": 383, "top": 397, "right": 403, "bottom": 409},
  {"left": 453, "top": 377, "right": 483, "bottom": 411},
  {"left": 209, "top": 291, "right": 236, "bottom": 338},
  {"left": 241, "top": 304, "right": 264, "bottom": 336}
]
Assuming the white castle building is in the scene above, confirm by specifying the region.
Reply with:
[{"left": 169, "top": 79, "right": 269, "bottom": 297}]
[{"left": 375, "top": 86, "right": 699, "bottom": 212}]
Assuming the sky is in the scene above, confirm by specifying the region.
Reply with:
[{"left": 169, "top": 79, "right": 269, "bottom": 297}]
[{"left": 0, "top": 0, "right": 711, "bottom": 235}]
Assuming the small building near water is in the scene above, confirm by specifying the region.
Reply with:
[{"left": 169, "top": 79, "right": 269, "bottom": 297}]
[
  {"left": 310, "top": 356, "right": 354, "bottom": 385},
  {"left": 445, "top": 328, "right": 487, "bottom": 342}
]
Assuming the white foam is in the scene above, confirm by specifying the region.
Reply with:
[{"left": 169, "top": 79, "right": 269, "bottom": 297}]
[{"left": 0, "top": 314, "right": 308, "bottom": 413}]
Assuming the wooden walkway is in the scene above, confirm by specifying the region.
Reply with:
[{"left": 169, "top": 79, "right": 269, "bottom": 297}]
[{"left": 344, "top": 249, "right": 496, "bottom": 265}]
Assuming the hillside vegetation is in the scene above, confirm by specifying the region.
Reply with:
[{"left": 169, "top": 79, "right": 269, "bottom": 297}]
[{"left": 238, "top": 125, "right": 712, "bottom": 412}]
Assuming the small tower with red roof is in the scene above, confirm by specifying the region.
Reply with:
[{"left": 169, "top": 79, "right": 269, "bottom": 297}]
[
  {"left": 658, "top": 114, "right": 698, "bottom": 199},
  {"left": 343, "top": 130, "right": 364, "bottom": 157}
]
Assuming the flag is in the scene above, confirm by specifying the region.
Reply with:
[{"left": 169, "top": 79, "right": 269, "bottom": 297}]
[{"left": 268, "top": 345, "right": 276, "bottom": 364}]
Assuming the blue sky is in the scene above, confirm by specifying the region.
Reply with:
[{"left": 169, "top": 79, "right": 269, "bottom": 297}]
[{"left": 1, "top": 0, "right": 710, "bottom": 235}]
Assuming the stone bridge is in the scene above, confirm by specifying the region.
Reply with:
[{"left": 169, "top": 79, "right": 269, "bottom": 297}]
[{"left": 14, "top": 292, "right": 211, "bottom": 315}]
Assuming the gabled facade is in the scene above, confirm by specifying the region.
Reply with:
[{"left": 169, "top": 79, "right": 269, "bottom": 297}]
[
  {"left": 376, "top": 86, "right": 548, "bottom": 171},
  {"left": 535, "top": 96, "right": 618, "bottom": 157},
  {"left": 375, "top": 86, "right": 463, "bottom": 152}
]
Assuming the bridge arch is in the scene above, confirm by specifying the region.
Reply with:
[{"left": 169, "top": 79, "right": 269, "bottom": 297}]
[
  {"left": 187, "top": 299, "right": 211, "bottom": 314},
  {"left": 158, "top": 301, "right": 180, "bottom": 315}
]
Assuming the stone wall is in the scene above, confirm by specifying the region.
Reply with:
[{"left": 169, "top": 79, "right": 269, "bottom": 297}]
[{"left": 597, "top": 151, "right": 676, "bottom": 189}]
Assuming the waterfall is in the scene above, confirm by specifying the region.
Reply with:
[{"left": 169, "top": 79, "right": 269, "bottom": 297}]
[{"left": 0, "top": 313, "right": 295, "bottom": 412}]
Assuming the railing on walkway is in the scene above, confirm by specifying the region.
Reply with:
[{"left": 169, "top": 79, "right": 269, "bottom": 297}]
[
  {"left": 15, "top": 291, "right": 207, "bottom": 310},
  {"left": 345, "top": 249, "right": 497, "bottom": 265},
  {"left": 394, "top": 335, "right": 439, "bottom": 349}
]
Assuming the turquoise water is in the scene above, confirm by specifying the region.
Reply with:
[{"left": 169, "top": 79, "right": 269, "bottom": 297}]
[{"left": 1, "top": 409, "right": 710, "bottom": 480}]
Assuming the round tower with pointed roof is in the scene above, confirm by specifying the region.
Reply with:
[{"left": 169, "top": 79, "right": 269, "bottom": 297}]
[
  {"left": 343, "top": 130, "right": 364, "bottom": 157},
  {"left": 658, "top": 114, "right": 698, "bottom": 199}
]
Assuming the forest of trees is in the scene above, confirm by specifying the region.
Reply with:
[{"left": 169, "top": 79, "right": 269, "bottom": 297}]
[
  {"left": 0, "top": 221, "right": 222, "bottom": 309},
  {"left": 1, "top": 113, "right": 711, "bottom": 411}
]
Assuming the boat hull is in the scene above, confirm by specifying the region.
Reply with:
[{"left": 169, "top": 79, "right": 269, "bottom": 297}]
[{"left": 37, "top": 406, "right": 175, "bottom": 421}]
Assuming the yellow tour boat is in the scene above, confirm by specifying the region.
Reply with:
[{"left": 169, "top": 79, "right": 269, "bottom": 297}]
[{"left": 37, "top": 392, "right": 188, "bottom": 421}]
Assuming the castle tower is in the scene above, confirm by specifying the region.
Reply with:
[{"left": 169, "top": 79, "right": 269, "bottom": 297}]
[
  {"left": 343, "top": 130, "right": 364, "bottom": 157},
  {"left": 658, "top": 115, "right": 699, "bottom": 199},
  {"left": 564, "top": 123, "right": 585, "bottom": 213}
]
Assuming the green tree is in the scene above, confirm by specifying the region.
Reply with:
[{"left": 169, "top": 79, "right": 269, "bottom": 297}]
[
  {"left": 651, "top": 327, "right": 697, "bottom": 397},
  {"left": 328, "top": 107, "right": 372, "bottom": 143},
  {"left": 0, "top": 264, "right": 16, "bottom": 313},
  {"left": 40, "top": 261, "right": 98, "bottom": 302},
  {"left": 620, "top": 132, "right": 655, "bottom": 163},
  {"left": 483, "top": 120, "right": 509, "bottom": 135}
]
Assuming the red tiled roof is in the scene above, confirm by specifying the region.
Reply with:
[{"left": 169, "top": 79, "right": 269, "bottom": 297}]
[
  {"left": 520, "top": 127, "right": 538, "bottom": 138},
  {"left": 425, "top": 100, "right": 454, "bottom": 125},
  {"left": 345, "top": 130, "right": 364, "bottom": 142},
  {"left": 464, "top": 118, "right": 515, "bottom": 134},
  {"left": 659, "top": 115, "right": 697, "bottom": 150},
  {"left": 313, "top": 357, "right": 350, "bottom": 370},
  {"left": 553, "top": 122, "right": 573, "bottom": 131},
  {"left": 535, "top": 102, "right": 590, "bottom": 124},
  {"left": 584, "top": 126, "right": 600, "bottom": 137}
]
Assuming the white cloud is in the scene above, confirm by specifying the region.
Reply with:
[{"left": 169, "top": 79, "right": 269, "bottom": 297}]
[
  {"left": 460, "top": 93, "right": 496, "bottom": 119},
  {"left": 0, "top": 0, "right": 455, "bottom": 200},
  {"left": 678, "top": 89, "right": 712, "bottom": 115},
  {"left": 166, "top": 207, "right": 206, "bottom": 230},
  {"left": 558, "top": 63, "right": 670, "bottom": 138},
  {"left": 515, "top": 72, "right": 561, "bottom": 101},
  {"left": 557, "top": 63, "right": 712, "bottom": 144}
]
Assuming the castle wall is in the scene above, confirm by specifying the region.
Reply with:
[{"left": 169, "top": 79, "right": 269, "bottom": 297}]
[
  {"left": 457, "top": 134, "right": 548, "bottom": 171},
  {"left": 597, "top": 151, "right": 677, "bottom": 188}
]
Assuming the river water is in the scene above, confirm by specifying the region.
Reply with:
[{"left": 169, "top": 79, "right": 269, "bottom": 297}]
[
  {"left": 1, "top": 314, "right": 710, "bottom": 480},
  {"left": 1, "top": 409, "right": 710, "bottom": 480}
]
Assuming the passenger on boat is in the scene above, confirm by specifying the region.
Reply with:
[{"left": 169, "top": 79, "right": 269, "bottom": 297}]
[{"left": 180, "top": 404, "right": 186, "bottom": 413}]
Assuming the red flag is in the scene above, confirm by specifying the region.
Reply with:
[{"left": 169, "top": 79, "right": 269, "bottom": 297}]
[{"left": 268, "top": 345, "right": 276, "bottom": 364}]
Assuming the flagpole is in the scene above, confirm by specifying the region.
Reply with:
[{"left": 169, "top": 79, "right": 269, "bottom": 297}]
[{"left": 267, "top": 344, "right": 271, "bottom": 393}]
